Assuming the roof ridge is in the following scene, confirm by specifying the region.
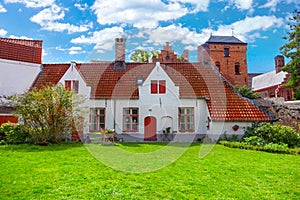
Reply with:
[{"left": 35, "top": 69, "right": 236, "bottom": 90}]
[{"left": 0, "top": 38, "right": 43, "bottom": 48}]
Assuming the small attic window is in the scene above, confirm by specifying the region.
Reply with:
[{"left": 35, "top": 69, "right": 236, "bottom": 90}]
[{"left": 136, "top": 78, "right": 143, "bottom": 86}]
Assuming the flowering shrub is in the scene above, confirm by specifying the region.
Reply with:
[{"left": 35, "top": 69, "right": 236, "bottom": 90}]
[{"left": 0, "top": 122, "right": 29, "bottom": 144}]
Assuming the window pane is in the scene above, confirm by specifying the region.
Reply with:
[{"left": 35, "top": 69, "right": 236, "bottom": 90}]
[
  {"left": 224, "top": 48, "right": 229, "bottom": 57},
  {"left": 124, "top": 116, "right": 130, "bottom": 123},
  {"left": 65, "top": 80, "right": 71, "bottom": 91},
  {"left": 151, "top": 80, "right": 158, "bottom": 94},
  {"left": 159, "top": 80, "right": 166, "bottom": 94},
  {"left": 124, "top": 109, "right": 130, "bottom": 115},
  {"left": 73, "top": 81, "right": 79, "bottom": 93},
  {"left": 132, "top": 109, "right": 138, "bottom": 115},
  {"left": 132, "top": 116, "right": 138, "bottom": 123}
]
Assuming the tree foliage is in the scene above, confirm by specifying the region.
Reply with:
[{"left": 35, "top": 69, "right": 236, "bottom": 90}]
[
  {"left": 10, "top": 85, "right": 84, "bottom": 144},
  {"left": 235, "top": 85, "right": 260, "bottom": 99},
  {"left": 130, "top": 49, "right": 160, "bottom": 62},
  {"left": 280, "top": 9, "right": 300, "bottom": 100}
]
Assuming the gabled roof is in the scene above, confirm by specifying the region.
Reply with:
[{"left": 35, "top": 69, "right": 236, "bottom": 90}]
[
  {"left": 0, "top": 38, "right": 43, "bottom": 64},
  {"left": 206, "top": 35, "right": 246, "bottom": 44},
  {"left": 33, "top": 64, "right": 70, "bottom": 88},
  {"left": 33, "top": 61, "right": 270, "bottom": 122},
  {"left": 252, "top": 70, "right": 289, "bottom": 91}
]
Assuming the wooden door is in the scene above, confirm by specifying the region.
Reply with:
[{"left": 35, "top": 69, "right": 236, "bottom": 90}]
[{"left": 144, "top": 116, "right": 157, "bottom": 141}]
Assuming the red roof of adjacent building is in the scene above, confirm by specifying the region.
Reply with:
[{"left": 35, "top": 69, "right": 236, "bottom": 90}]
[
  {"left": 33, "top": 61, "right": 271, "bottom": 121},
  {"left": 0, "top": 38, "right": 42, "bottom": 64},
  {"left": 33, "top": 64, "right": 70, "bottom": 88}
]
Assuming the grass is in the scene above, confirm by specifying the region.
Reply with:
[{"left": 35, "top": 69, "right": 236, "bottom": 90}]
[{"left": 0, "top": 142, "right": 300, "bottom": 199}]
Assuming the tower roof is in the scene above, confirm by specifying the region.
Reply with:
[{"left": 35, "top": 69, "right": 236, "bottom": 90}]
[{"left": 206, "top": 35, "right": 246, "bottom": 44}]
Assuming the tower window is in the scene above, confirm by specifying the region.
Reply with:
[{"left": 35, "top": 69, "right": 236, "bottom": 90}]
[
  {"left": 215, "top": 61, "right": 220, "bottom": 71},
  {"left": 235, "top": 63, "right": 241, "bottom": 75},
  {"left": 224, "top": 47, "right": 230, "bottom": 57}
]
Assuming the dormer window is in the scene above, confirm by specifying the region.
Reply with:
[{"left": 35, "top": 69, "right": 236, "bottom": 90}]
[
  {"left": 65, "top": 80, "right": 79, "bottom": 93},
  {"left": 151, "top": 80, "right": 166, "bottom": 94}
]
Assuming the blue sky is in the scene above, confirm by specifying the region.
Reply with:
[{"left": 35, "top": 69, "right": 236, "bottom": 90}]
[{"left": 0, "top": 0, "right": 299, "bottom": 73}]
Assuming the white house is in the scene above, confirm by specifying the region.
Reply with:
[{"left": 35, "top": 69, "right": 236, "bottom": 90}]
[
  {"left": 0, "top": 38, "right": 42, "bottom": 125},
  {"left": 0, "top": 38, "right": 42, "bottom": 96},
  {"left": 32, "top": 39, "right": 271, "bottom": 142}
]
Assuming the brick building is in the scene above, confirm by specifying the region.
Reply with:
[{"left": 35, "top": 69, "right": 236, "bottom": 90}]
[
  {"left": 252, "top": 55, "right": 292, "bottom": 101},
  {"left": 198, "top": 35, "right": 248, "bottom": 87}
]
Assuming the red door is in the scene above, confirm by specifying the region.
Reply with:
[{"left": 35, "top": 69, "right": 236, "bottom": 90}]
[{"left": 144, "top": 116, "right": 157, "bottom": 141}]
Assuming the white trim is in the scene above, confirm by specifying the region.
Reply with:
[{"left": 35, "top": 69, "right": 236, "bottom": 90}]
[
  {"left": 0, "top": 113, "right": 15, "bottom": 116},
  {"left": 0, "top": 58, "right": 41, "bottom": 67}
]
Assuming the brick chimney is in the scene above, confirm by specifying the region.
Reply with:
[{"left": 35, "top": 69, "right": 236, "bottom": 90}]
[
  {"left": 115, "top": 38, "right": 126, "bottom": 62},
  {"left": 275, "top": 55, "right": 285, "bottom": 73}
]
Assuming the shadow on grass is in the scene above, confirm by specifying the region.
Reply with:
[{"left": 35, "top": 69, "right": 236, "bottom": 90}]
[
  {"left": 116, "top": 142, "right": 202, "bottom": 148},
  {"left": 0, "top": 142, "right": 84, "bottom": 152}
]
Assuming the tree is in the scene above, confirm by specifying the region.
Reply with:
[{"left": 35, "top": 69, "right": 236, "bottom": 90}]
[
  {"left": 130, "top": 49, "right": 160, "bottom": 62},
  {"left": 10, "top": 85, "right": 84, "bottom": 144},
  {"left": 234, "top": 85, "right": 260, "bottom": 99},
  {"left": 280, "top": 9, "right": 300, "bottom": 100}
]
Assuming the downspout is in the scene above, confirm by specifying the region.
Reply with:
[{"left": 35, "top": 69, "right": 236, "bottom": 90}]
[{"left": 113, "top": 99, "right": 116, "bottom": 130}]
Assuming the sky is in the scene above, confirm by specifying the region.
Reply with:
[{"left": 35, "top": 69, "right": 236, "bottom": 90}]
[{"left": 0, "top": 0, "right": 299, "bottom": 73}]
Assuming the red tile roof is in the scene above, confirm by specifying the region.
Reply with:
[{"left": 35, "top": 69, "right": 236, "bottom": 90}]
[
  {"left": 33, "top": 64, "right": 70, "bottom": 88},
  {"left": 34, "top": 61, "right": 271, "bottom": 121},
  {"left": 0, "top": 38, "right": 42, "bottom": 64}
]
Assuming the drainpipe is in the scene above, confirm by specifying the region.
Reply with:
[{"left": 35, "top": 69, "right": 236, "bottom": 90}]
[{"left": 113, "top": 99, "right": 116, "bottom": 130}]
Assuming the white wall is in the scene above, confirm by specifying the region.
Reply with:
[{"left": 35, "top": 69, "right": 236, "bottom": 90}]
[
  {"left": 0, "top": 59, "right": 40, "bottom": 95},
  {"left": 207, "top": 121, "right": 252, "bottom": 140}
]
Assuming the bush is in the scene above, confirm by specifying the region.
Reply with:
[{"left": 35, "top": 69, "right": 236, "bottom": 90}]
[
  {"left": 244, "top": 123, "right": 300, "bottom": 148},
  {"left": 219, "top": 141, "right": 296, "bottom": 155},
  {"left": 0, "top": 122, "right": 29, "bottom": 144}
]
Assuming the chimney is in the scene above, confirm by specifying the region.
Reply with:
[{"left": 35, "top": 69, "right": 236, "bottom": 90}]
[
  {"left": 275, "top": 55, "right": 284, "bottom": 73},
  {"left": 182, "top": 49, "right": 189, "bottom": 62},
  {"left": 115, "top": 38, "right": 126, "bottom": 62}
]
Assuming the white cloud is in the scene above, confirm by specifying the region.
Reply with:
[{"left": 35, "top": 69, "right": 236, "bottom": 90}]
[
  {"left": 212, "top": 15, "right": 284, "bottom": 42},
  {"left": 259, "top": 0, "right": 280, "bottom": 12},
  {"left": 30, "top": 5, "right": 93, "bottom": 34},
  {"left": 4, "top": 0, "right": 54, "bottom": 8},
  {"left": 142, "top": 24, "right": 210, "bottom": 48},
  {"left": 221, "top": 0, "right": 253, "bottom": 11},
  {"left": 173, "top": 0, "right": 210, "bottom": 13},
  {"left": 71, "top": 26, "right": 124, "bottom": 52},
  {"left": 0, "top": 29, "right": 7, "bottom": 36},
  {"left": 74, "top": 3, "right": 88, "bottom": 11},
  {"left": 0, "top": 4, "right": 7, "bottom": 12},
  {"left": 139, "top": 15, "right": 284, "bottom": 51},
  {"left": 9, "top": 35, "right": 33, "bottom": 40},
  {"left": 91, "top": 0, "right": 192, "bottom": 28},
  {"left": 233, "top": 0, "right": 253, "bottom": 10},
  {"left": 55, "top": 46, "right": 85, "bottom": 55}
]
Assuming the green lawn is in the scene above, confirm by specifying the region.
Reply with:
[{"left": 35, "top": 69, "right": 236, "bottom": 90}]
[{"left": 0, "top": 143, "right": 299, "bottom": 199}]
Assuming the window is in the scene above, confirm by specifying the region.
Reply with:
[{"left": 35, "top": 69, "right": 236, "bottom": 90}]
[
  {"left": 178, "top": 107, "right": 194, "bottom": 132},
  {"left": 89, "top": 108, "right": 105, "bottom": 131},
  {"left": 123, "top": 108, "right": 139, "bottom": 132},
  {"left": 215, "top": 61, "right": 220, "bottom": 71},
  {"left": 151, "top": 80, "right": 166, "bottom": 94},
  {"left": 65, "top": 80, "right": 79, "bottom": 93},
  {"left": 235, "top": 63, "right": 241, "bottom": 75},
  {"left": 224, "top": 47, "right": 230, "bottom": 57}
]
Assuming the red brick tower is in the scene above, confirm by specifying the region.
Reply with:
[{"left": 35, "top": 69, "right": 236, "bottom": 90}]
[{"left": 198, "top": 35, "right": 248, "bottom": 87}]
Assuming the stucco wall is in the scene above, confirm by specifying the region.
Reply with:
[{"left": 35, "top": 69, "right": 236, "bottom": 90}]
[{"left": 0, "top": 59, "right": 40, "bottom": 95}]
